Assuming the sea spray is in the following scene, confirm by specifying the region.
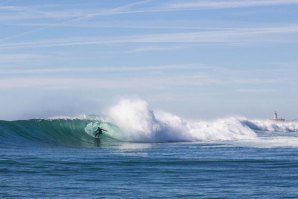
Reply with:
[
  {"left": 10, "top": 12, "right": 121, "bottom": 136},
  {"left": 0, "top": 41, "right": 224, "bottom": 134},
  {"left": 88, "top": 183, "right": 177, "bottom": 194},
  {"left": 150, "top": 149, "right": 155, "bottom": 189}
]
[{"left": 106, "top": 98, "right": 257, "bottom": 142}]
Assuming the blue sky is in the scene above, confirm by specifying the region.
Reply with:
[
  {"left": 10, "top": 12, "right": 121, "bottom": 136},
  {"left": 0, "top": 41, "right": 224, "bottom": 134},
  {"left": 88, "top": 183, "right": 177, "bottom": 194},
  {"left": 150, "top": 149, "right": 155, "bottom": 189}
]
[{"left": 1, "top": 0, "right": 298, "bottom": 120}]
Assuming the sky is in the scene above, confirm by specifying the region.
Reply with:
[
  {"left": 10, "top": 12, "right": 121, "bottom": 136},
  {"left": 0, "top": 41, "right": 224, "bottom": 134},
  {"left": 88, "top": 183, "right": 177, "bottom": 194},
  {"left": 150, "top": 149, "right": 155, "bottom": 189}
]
[{"left": 1, "top": 0, "right": 298, "bottom": 120}]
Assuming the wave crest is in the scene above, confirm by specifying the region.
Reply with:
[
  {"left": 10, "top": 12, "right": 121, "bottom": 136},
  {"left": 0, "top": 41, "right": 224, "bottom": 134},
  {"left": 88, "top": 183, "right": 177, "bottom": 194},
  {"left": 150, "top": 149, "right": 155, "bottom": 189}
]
[{"left": 105, "top": 99, "right": 257, "bottom": 142}]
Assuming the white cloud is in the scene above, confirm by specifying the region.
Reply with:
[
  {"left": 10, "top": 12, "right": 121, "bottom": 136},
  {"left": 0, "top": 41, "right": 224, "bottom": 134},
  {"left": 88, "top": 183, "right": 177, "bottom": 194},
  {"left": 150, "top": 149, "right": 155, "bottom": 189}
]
[
  {"left": 0, "top": 53, "right": 46, "bottom": 63},
  {"left": 1, "top": 0, "right": 297, "bottom": 44},
  {"left": 0, "top": 1, "right": 152, "bottom": 21},
  {"left": 2, "top": 0, "right": 298, "bottom": 22},
  {"left": 0, "top": 70, "right": 281, "bottom": 90},
  {"left": 0, "top": 64, "right": 205, "bottom": 74},
  {"left": 124, "top": 46, "right": 186, "bottom": 53},
  {"left": 0, "top": 6, "right": 24, "bottom": 11},
  {"left": 168, "top": 0, "right": 298, "bottom": 10},
  {"left": 1, "top": 25, "right": 298, "bottom": 49},
  {"left": 236, "top": 88, "right": 276, "bottom": 93},
  {"left": 0, "top": 75, "right": 218, "bottom": 90}
]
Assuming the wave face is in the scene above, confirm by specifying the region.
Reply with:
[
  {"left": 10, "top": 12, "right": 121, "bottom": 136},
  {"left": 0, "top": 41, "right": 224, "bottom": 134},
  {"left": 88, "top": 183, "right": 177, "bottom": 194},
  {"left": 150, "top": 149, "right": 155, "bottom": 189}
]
[
  {"left": 1, "top": 99, "right": 298, "bottom": 147},
  {"left": 0, "top": 119, "right": 117, "bottom": 148}
]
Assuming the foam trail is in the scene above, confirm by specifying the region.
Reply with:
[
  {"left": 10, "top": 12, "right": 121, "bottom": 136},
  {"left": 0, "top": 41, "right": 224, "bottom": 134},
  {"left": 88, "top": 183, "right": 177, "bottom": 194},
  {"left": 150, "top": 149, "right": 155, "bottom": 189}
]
[
  {"left": 106, "top": 98, "right": 257, "bottom": 142},
  {"left": 233, "top": 136, "right": 298, "bottom": 148}
]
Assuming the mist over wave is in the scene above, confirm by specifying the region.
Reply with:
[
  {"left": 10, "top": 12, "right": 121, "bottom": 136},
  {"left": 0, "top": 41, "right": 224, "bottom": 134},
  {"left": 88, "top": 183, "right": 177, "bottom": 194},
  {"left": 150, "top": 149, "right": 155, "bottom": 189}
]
[
  {"left": 105, "top": 98, "right": 258, "bottom": 142},
  {"left": 100, "top": 98, "right": 298, "bottom": 146}
]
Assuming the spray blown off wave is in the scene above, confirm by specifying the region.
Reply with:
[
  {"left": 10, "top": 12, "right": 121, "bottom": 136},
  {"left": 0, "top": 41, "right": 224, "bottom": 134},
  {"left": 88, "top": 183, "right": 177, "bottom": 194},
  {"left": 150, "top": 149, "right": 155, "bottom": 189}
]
[
  {"left": 1, "top": 98, "right": 298, "bottom": 147},
  {"left": 105, "top": 99, "right": 257, "bottom": 142}
]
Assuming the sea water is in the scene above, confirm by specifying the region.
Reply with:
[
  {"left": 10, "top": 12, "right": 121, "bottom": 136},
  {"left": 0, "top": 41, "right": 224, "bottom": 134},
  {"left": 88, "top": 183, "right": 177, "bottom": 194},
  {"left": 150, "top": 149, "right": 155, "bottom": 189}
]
[
  {"left": 1, "top": 135, "right": 298, "bottom": 198},
  {"left": 1, "top": 99, "right": 298, "bottom": 198}
]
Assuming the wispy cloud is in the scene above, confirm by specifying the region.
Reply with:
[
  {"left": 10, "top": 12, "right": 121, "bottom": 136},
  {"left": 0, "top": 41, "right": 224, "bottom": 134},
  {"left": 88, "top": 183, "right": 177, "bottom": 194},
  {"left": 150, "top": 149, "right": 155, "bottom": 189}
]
[
  {"left": 0, "top": 6, "right": 24, "bottom": 11},
  {"left": 1, "top": 0, "right": 297, "bottom": 44},
  {"left": 236, "top": 88, "right": 276, "bottom": 93},
  {"left": 0, "top": 74, "right": 219, "bottom": 90},
  {"left": 2, "top": 0, "right": 298, "bottom": 22},
  {"left": 0, "top": 64, "right": 205, "bottom": 74},
  {"left": 1, "top": 25, "right": 298, "bottom": 49},
  {"left": 167, "top": 0, "right": 298, "bottom": 10},
  {"left": 0, "top": 1, "right": 152, "bottom": 42},
  {"left": 124, "top": 46, "right": 186, "bottom": 53},
  {"left": 0, "top": 1, "right": 156, "bottom": 23},
  {"left": 0, "top": 65, "right": 282, "bottom": 90},
  {"left": 0, "top": 62, "right": 221, "bottom": 89},
  {"left": 0, "top": 53, "right": 46, "bottom": 63}
]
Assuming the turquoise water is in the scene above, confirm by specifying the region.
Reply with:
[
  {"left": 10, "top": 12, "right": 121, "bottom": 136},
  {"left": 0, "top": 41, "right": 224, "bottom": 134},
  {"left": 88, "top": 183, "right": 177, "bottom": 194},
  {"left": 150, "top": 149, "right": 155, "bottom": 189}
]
[{"left": 1, "top": 119, "right": 298, "bottom": 198}]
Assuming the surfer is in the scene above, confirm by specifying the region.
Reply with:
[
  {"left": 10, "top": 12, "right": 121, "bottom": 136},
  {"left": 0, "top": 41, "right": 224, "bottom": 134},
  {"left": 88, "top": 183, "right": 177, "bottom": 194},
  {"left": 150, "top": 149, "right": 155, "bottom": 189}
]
[{"left": 95, "top": 127, "right": 107, "bottom": 138}]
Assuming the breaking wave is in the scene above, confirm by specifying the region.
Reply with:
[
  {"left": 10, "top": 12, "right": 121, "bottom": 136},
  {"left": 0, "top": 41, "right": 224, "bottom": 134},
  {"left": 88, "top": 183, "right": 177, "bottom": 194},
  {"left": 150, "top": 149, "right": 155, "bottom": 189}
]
[
  {"left": 0, "top": 98, "right": 298, "bottom": 147},
  {"left": 242, "top": 119, "right": 298, "bottom": 132},
  {"left": 104, "top": 99, "right": 257, "bottom": 142}
]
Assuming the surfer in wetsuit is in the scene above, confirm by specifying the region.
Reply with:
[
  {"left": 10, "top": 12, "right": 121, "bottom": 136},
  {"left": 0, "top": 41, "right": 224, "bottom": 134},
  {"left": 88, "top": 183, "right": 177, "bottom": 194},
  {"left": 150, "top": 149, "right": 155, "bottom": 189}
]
[{"left": 95, "top": 127, "right": 107, "bottom": 138}]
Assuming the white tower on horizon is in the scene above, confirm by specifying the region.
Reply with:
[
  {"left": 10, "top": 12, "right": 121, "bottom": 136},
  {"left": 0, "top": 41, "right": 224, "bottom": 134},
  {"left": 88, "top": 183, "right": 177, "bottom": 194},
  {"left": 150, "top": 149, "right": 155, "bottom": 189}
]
[{"left": 273, "top": 112, "right": 278, "bottom": 120}]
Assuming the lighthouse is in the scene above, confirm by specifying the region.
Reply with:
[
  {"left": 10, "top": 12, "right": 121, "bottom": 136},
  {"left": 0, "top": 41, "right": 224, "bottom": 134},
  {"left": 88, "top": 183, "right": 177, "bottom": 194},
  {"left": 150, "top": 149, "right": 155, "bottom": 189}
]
[
  {"left": 272, "top": 111, "right": 285, "bottom": 122},
  {"left": 273, "top": 112, "right": 278, "bottom": 120}
]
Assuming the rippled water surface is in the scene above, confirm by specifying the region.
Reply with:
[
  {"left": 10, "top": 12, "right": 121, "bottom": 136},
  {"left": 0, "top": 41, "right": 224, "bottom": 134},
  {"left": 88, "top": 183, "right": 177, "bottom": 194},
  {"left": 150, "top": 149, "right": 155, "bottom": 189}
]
[{"left": 1, "top": 141, "right": 298, "bottom": 198}]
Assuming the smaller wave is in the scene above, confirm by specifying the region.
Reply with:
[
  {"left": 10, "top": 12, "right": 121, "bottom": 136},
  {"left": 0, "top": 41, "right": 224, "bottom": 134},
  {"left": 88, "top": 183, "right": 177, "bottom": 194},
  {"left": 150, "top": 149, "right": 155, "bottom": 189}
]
[
  {"left": 229, "top": 136, "right": 298, "bottom": 148},
  {"left": 242, "top": 120, "right": 298, "bottom": 132}
]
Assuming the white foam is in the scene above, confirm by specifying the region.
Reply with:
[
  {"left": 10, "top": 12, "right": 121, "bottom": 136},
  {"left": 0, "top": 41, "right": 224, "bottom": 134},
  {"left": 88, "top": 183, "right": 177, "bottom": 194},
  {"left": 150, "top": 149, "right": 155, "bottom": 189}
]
[
  {"left": 243, "top": 119, "right": 298, "bottom": 132},
  {"left": 231, "top": 136, "right": 298, "bottom": 148},
  {"left": 106, "top": 98, "right": 257, "bottom": 142},
  {"left": 47, "top": 114, "right": 89, "bottom": 120}
]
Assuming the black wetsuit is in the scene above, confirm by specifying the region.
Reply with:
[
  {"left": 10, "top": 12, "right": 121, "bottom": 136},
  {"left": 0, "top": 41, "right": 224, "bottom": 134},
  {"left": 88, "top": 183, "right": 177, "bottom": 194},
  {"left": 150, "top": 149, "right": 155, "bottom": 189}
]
[{"left": 95, "top": 127, "right": 106, "bottom": 138}]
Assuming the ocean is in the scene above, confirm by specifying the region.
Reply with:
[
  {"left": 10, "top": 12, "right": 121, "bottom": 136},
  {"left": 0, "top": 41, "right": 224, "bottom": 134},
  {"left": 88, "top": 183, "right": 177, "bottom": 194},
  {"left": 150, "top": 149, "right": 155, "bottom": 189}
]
[{"left": 1, "top": 99, "right": 298, "bottom": 198}]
